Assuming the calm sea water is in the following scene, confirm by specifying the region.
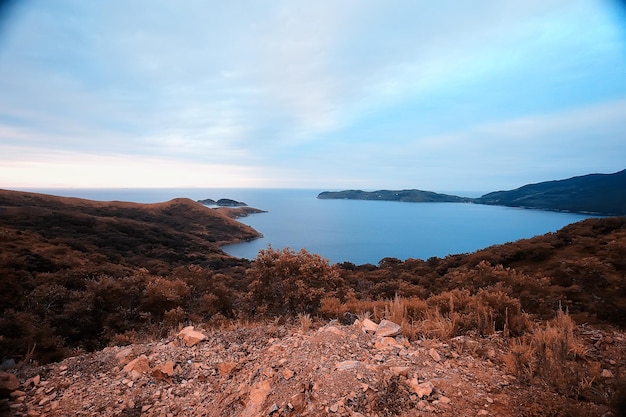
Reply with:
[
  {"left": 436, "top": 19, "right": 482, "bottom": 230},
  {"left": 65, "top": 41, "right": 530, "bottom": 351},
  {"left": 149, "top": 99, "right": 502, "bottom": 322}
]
[{"left": 17, "top": 188, "right": 601, "bottom": 265}]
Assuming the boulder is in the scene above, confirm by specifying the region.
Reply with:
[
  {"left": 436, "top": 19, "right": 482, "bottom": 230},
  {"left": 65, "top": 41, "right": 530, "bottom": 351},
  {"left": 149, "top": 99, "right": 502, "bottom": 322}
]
[
  {"left": 375, "top": 320, "right": 402, "bottom": 337},
  {"left": 359, "top": 318, "right": 378, "bottom": 333},
  {"left": 178, "top": 326, "right": 207, "bottom": 347},
  {"left": 123, "top": 355, "right": 150, "bottom": 380}
]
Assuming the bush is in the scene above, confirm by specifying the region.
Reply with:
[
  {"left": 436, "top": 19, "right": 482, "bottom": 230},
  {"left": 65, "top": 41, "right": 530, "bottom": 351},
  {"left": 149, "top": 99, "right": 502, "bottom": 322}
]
[{"left": 246, "top": 247, "right": 342, "bottom": 316}]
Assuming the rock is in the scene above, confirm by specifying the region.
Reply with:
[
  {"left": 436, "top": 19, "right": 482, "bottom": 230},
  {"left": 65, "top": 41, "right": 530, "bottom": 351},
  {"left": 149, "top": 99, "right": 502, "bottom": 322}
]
[
  {"left": 281, "top": 368, "right": 295, "bottom": 380},
  {"left": 407, "top": 379, "right": 433, "bottom": 398},
  {"left": 359, "top": 318, "right": 378, "bottom": 333},
  {"left": 375, "top": 320, "right": 402, "bottom": 337},
  {"left": 429, "top": 348, "right": 441, "bottom": 362},
  {"left": 601, "top": 369, "right": 614, "bottom": 378},
  {"left": 330, "top": 403, "right": 339, "bottom": 413},
  {"left": 336, "top": 361, "right": 360, "bottom": 370},
  {"left": 123, "top": 355, "right": 151, "bottom": 380},
  {"left": 438, "top": 396, "right": 451, "bottom": 404},
  {"left": 391, "top": 366, "right": 410, "bottom": 377},
  {"left": 10, "top": 390, "right": 26, "bottom": 398},
  {"left": 217, "top": 362, "right": 238, "bottom": 376},
  {"left": 115, "top": 347, "right": 135, "bottom": 365},
  {"left": 268, "top": 403, "right": 279, "bottom": 414},
  {"left": 0, "top": 372, "right": 19, "bottom": 397},
  {"left": 152, "top": 361, "right": 175, "bottom": 383},
  {"left": 321, "top": 326, "right": 345, "bottom": 336},
  {"left": 374, "top": 337, "right": 403, "bottom": 350},
  {"left": 289, "top": 392, "right": 306, "bottom": 412},
  {"left": 241, "top": 379, "right": 272, "bottom": 417},
  {"left": 178, "top": 326, "right": 207, "bottom": 347},
  {"left": 478, "top": 410, "right": 489, "bottom": 416}
]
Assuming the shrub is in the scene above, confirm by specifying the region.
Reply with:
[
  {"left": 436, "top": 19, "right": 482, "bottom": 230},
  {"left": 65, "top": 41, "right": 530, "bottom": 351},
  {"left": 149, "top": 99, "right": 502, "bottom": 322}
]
[
  {"left": 140, "top": 277, "right": 191, "bottom": 318},
  {"left": 246, "top": 247, "right": 342, "bottom": 316}
]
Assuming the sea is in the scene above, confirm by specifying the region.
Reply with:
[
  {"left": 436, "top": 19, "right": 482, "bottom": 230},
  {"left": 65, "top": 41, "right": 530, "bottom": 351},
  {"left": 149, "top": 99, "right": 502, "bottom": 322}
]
[{"left": 17, "top": 188, "right": 602, "bottom": 265}]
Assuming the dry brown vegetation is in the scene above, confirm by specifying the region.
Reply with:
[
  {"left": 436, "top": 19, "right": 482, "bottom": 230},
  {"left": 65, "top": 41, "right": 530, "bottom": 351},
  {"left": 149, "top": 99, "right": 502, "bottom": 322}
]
[{"left": 1, "top": 189, "right": 625, "bottom": 415}]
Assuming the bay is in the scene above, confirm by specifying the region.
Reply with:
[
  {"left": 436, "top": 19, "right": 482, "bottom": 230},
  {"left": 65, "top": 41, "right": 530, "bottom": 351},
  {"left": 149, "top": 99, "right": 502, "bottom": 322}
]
[{"left": 16, "top": 188, "right": 601, "bottom": 265}]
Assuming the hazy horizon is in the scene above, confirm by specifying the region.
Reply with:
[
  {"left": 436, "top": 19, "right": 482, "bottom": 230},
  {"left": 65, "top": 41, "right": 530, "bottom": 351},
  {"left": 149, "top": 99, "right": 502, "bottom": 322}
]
[{"left": 1, "top": 1, "right": 625, "bottom": 190}]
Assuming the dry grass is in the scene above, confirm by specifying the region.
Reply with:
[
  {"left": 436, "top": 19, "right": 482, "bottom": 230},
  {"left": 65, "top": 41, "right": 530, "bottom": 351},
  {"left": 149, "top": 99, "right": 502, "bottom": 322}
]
[
  {"left": 416, "top": 308, "right": 459, "bottom": 340},
  {"left": 298, "top": 313, "right": 312, "bottom": 332},
  {"left": 503, "top": 307, "right": 592, "bottom": 395}
]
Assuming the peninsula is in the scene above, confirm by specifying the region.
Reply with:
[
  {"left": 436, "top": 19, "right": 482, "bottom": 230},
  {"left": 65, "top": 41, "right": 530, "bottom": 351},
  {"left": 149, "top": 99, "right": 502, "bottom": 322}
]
[{"left": 318, "top": 169, "right": 626, "bottom": 216}]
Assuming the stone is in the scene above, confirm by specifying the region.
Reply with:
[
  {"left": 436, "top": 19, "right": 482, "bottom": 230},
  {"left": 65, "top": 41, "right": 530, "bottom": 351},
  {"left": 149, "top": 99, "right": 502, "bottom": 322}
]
[
  {"left": 152, "top": 361, "right": 175, "bottom": 383},
  {"left": 429, "top": 348, "right": 441, "bottom": 362},
  {"left": 478, "top": 410, "right": 489, "bottom": 416},
  {"left": 438, "top": 396, "right": 451, "bottom": 404},
  {"left": 241, "top": 379, "right": 272, "bottom": 417},
  {"left": 330, "top": 403, "right": 339, "bottom": 413},
  {"left": 322, "top": 326, "right": 345, "bottom": 336},
  {"left": 601, "top": 369, "right": 614, "bottom": 378},
  {"left": 10, "top": 390, "right": 26, "bottom": 398},
  {"left": 407, "top": 379, "right": 433, "bottom": 398},
  {"left": 217, "top": 362, "right": 238, "bottom": 376},
  {"left": 115, "top": 347, "right": 135, "bottom": 365},
  {"left": 336, "top": 361, "right": 360, "bottom": 370},
  {"left": 290, "top": 392, "right": 306, "bottom": 412},
  {"left": 391, "top": 366, "right": 410, "bottom": 377},
  {"left": 375, "top": 320, "right": 402, "bottom": 337},
  {"left": 123, "top": 355, "right": 151, "bottom": 380},
  {"left": 360, "top": 318, "right": 378, "bottom": 333},
  {"left": 0, "top": 372, "right": 19, "bottom": 397},
  {"left": 268, "top": 403, "right": 279, "bottom": 414},
  {"left": 281, "top": 368, "right": 295, "bottom": 380},
  {"left": 178, "top": 326, "right": 207, "bottom": 347},
  {"left": 374, "top": 337, "right": 403, "bottom": 350}
]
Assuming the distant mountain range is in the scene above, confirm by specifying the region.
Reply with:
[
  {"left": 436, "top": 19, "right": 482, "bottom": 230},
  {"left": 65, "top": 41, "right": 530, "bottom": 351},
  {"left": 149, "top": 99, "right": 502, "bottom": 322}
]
[{"left": 318, "top": 169, "right": 626, "bottom": 216}]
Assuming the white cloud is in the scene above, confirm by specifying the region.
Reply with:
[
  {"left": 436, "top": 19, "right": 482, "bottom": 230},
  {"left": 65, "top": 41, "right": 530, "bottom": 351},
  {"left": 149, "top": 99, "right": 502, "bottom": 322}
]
[
  {"left": 0, "top": 0, "right": 624, "bottom": 189},
  {"left": 0, "top": 150, "right": 267, "bottom": 188}
]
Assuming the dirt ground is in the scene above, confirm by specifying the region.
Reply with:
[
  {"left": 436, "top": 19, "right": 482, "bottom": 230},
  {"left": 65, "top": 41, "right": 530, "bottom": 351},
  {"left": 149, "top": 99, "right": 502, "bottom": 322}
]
[{"left": 2, "top": 319, "right": 624, "bottom": 417}]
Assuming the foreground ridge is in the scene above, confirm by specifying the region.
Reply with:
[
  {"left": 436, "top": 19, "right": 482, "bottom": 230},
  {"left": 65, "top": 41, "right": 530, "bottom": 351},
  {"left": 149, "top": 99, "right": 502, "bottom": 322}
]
[{"left": 6, "top": 319, "right": 623, "bottom": 417}]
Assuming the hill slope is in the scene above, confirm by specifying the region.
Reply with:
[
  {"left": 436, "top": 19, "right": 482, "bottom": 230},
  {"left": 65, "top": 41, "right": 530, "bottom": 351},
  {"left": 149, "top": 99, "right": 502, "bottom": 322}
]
[
  {"left": 318, "top": 169, "right": 626, "bottom": 215},
  {"left": 476, "top": 169, "right": 626, "bottom": 215},
  {"left": 0, "top": 189, "right": 260, "bottom": 270}
]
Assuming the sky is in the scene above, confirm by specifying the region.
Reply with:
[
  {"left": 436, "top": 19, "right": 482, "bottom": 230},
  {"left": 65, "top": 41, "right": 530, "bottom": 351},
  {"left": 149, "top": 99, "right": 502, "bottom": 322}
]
[{"left": 0, "top": 1, "right": 625, "bottom": 192}]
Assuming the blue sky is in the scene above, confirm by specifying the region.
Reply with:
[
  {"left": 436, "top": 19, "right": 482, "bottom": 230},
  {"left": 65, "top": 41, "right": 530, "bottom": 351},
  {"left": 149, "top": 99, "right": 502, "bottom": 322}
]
[{"left": 1, "top": 1, "right": 625, "bottom": 192}]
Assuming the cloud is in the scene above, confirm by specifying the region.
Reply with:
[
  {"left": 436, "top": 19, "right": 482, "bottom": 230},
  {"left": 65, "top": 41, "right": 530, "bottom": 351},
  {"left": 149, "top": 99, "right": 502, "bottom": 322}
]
[{"left": 0, "top": 0, "right": 625, "bottom": 189}]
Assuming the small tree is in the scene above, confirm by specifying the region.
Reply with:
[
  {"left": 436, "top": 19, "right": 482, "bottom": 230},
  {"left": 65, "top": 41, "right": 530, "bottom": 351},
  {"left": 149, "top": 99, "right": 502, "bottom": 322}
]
[{"left": 246, "top": 247, "right": 341, "bottom": 316}]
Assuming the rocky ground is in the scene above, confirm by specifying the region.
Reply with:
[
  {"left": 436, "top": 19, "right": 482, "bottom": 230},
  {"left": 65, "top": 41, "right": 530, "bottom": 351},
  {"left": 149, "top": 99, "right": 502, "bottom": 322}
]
[{"left": 1, "top": 319, "right": 624, "bottom": 417}]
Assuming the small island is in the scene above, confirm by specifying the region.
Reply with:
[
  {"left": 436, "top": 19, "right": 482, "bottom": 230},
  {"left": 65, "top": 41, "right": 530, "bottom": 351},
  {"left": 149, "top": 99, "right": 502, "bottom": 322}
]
[
  {"left": 317, "top": 189, "right": 471, "bottom": 203},
  {"left": 198, "top": 198, "right": 248, "bottom": 207}
]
